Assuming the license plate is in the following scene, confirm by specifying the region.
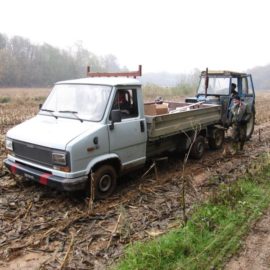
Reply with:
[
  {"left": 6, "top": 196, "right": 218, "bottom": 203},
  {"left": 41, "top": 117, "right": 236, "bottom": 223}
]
[{"left": 24, "top": 173, "right": 34, "bottom": 180}]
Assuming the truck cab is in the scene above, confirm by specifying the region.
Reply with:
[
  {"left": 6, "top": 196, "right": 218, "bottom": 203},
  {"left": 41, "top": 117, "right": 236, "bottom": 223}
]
[
  {"left": 186, "top": 70, "right": 256, "bottom": 138},
  {"left": 5, "top": 68, "right": 148, "bottom": 199}
]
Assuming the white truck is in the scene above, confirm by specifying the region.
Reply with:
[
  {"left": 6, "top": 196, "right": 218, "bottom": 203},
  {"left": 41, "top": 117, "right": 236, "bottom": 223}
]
[{"left": 4, "top": 66, "right": 224, "bottom": 199}]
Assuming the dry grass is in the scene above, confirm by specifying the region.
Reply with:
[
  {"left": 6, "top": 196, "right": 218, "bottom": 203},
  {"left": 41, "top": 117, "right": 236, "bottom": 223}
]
[
  {"left": 0, "top": 87, "right": 269, "bottom": 128},
  {"left": 0, "top": 88, "right": 50, "bottom": 99},
  {"left": 255, "top": 91, "right": 270, "bottom": 124},
  {"left": 0, "top": 88, "right": 269, "bottom": 129},
  {"left": 0, "top": 88, "right": 49, "bottom": 123}
]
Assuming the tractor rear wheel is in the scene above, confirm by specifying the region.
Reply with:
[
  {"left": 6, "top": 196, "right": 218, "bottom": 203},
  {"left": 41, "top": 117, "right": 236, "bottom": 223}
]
[{"left": 246, "top": 112, "right": 255, "bottom": 139}]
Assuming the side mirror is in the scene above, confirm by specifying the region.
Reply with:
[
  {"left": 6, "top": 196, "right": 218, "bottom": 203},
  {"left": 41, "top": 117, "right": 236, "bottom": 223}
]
[
  {"left": 110, "top": 110, "right": 122, "bottom": 130},
  {"left": 39, "top": 104, "right": 43, "bottom": 109}
]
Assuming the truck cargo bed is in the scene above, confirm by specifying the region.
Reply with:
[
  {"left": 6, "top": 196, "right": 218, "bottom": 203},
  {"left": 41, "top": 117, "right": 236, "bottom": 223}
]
[{"left": 145, "top": 101, "right": 221, "bottom": 140}]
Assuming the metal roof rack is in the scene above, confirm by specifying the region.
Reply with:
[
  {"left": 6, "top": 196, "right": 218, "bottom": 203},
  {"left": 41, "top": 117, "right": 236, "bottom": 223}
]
[{"left": 87, "top": 65, "right": 142, "bottom": 78}]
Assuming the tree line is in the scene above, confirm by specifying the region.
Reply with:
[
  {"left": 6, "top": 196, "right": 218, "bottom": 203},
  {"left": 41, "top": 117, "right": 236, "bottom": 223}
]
[
  {"left": 1, "top": 33, "right": 269, "bottom": 90},
  {"left": 0, "top": 33, "right": 123, "bottom": 87}
]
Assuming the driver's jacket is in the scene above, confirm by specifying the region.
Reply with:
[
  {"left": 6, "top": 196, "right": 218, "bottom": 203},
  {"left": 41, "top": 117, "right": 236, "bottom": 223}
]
[{"left": 231, "top": 102, "right": 251, "bottom": 124}]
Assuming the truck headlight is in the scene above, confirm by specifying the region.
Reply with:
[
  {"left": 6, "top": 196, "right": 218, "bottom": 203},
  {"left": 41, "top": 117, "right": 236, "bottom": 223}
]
[
  {"left": 52, "top": 152, "right": 67, "bottom": 165},
  {"left": 5, "top": 138, "right": 13, "bottom": 151}
]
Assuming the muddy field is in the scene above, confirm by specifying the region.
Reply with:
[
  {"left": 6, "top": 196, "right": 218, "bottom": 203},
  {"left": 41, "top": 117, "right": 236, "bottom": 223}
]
[{"left": 0, "top": 89, "right": 270, "bottom": 269}]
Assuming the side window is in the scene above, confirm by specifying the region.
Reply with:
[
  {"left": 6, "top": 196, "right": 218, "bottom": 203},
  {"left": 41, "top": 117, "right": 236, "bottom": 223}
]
[
  {"left": 242, "top": 77, "right": 248, "bottom": 95},
  {"left": 247, "top": 76, "right": 253, "bottom": 95},
  {"left": 112, "top": 89, "right": 138, "bottom": 118}
]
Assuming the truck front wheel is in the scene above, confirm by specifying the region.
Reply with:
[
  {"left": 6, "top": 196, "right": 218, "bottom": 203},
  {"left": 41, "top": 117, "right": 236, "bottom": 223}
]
[
  {"left": 190, "top": 135, "right": 205, "bottom": 159},
  {"left": 91, "top": 165, "right": 117, "bottom": 200}
]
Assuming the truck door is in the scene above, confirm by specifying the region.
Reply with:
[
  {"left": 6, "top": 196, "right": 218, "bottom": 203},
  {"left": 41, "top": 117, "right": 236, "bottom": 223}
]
[{"left": 108, "top": 88, "right": 147, "bottom": 170}]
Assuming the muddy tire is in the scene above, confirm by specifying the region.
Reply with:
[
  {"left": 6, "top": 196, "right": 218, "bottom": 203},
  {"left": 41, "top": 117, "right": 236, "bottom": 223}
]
[
  {"left": 190, "top": 135, "right": 205, "bottom": 159},
  {"left": 208, "top": 129, "right": 225, "bottom": 150},
  {"left": 246, "top": 112, "right": 255, "bottom": 139},
  {"left": 91, "top": 165, "right": 117, "bottom": 200}
]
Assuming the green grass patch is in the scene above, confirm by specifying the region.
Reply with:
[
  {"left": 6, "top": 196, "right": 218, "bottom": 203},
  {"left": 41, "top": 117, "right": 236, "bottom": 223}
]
[{"left": 115, "top": 155, "right": 270, "bottom": 270}]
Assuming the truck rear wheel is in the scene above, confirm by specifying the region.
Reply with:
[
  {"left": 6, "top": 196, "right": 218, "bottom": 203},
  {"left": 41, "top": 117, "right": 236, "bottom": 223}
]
[
  {"left": 91, "top": 165, "right": 117, "bottom": 200},
  {"left": 246, "top": 112, "right": 255, "bottom": 139},
  {"left": 208, "top": 129, "right": 225, "bottom": 149},
  {"left": 190, "top": 135, "right": 205, "bottom": 159}
]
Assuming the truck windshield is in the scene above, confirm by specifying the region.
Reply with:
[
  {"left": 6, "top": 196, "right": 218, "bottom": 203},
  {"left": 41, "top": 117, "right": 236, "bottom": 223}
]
[
  {"left": 197, "top": 77, "right": 230, "bottom": 95},
  {"left": 40, "top": 84, "right": 112, "bottom": 121}
]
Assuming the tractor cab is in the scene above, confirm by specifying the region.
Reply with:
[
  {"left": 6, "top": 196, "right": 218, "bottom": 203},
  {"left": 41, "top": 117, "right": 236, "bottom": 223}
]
[{"left": 186, "top": 70, "right": 256, "bottom": 138}]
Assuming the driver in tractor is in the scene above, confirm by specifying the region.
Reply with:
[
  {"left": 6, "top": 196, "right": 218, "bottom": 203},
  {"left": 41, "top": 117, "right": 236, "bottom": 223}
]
[{"left": 231, "top": 83, "right": 238, "bottom": 98}]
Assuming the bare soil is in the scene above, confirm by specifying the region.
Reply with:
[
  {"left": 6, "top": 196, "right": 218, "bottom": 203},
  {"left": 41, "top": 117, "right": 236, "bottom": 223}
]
[{"left": 1, "top": 113, "right": 270, "bottom": 269}]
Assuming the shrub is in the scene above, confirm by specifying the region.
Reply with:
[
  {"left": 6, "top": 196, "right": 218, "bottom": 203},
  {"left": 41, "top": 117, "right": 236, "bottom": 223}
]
[{"left": 0, "top": 96, "right": 11, "bottom": 103}]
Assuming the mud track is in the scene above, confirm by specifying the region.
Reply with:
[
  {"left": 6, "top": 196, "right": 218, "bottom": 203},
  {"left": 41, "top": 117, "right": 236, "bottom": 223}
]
[
  {"left": 225, "top": 207, "right": 270, "bottom": 270},
  {"left": 0, "top": 122, "right": 270, "bottom": 269}
]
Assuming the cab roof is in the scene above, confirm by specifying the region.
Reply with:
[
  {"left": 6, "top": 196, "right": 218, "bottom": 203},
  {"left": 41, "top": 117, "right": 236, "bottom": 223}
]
[
  {"left": 56, "top": 77, "right": 141, "bottom": 87},
  {"left": 201, "top": 70, "right": 249, "bottom": 77}
]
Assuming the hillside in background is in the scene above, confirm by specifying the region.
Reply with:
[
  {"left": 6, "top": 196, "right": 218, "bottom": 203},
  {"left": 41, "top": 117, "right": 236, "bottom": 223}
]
[
  {"left": 141, "top": 69, "right": 200, "bottom": 87},
  {"left": 0, "top": 33, "right": 126, "bottom": 87},
  {"left": 143, "top": 64, "right": 270, "bottom": 90},
  {"left": 247, "top": 65, "right": 270, "bottom": 90},
  {"left": 0, "top": 33, "right": 269, "bottom": 89},
  {"left": 141, "top": 72, "right": 182, "bottom": 87}
]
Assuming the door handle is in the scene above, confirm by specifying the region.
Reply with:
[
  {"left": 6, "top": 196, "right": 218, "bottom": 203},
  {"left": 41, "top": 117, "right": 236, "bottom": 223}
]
[{"left": 140, "top": 120, "right": 145, "bottom": 132}]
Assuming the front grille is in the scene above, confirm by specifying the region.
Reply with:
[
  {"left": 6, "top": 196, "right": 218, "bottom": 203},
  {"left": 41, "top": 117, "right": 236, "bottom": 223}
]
[{"left": 13, "top": 140, "right": 53, "bottom": 167}]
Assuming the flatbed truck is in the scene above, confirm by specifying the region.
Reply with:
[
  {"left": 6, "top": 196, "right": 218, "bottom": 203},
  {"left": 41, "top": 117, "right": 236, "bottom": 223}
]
[{"left": 4, "top": 66, "right": 226, "bottom": 199}]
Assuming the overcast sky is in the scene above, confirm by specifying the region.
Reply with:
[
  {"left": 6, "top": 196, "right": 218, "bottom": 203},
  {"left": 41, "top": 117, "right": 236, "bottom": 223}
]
[{"left": 1, "top": 0, "right": 270, "bottom": 73}]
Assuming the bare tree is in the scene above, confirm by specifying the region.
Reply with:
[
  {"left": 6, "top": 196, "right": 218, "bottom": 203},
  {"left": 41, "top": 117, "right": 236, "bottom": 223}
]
[{"left": 179, "top": 126, "right": 200, "bottom": 225}]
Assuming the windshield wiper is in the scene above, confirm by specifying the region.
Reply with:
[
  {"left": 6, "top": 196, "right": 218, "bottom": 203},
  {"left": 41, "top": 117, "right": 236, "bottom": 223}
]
[
  {"left": 58, "top": 110, "right": 83, "bottom": 122},
  {"left": 40, "top": 108, "right": 57, "bottom": 119}
]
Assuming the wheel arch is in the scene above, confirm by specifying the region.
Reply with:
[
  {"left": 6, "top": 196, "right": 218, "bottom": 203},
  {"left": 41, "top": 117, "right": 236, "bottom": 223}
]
[
  {"left": 198, "top": 128, "right": 207, "bottom": 137},
  {"left": 86, "top": 154, "right": 122, "bottom": 176}
]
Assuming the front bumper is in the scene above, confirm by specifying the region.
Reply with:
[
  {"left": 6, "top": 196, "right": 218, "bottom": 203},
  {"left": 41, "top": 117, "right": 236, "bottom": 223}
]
[{"left": 4, "top": 159, "right": 88, "bottom": 191}]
